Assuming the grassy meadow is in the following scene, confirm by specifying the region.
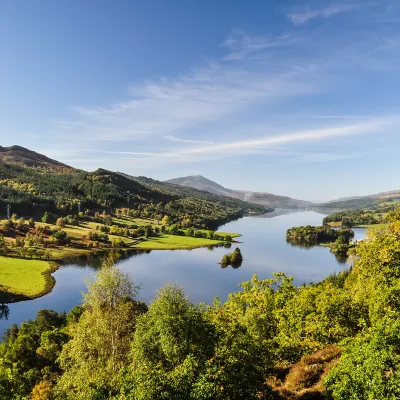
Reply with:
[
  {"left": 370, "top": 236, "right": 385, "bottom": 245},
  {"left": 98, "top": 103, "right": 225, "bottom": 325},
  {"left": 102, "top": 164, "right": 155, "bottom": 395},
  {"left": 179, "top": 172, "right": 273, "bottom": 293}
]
[{"left": 0, "top": 256, "right": 55, "bottom": 302}]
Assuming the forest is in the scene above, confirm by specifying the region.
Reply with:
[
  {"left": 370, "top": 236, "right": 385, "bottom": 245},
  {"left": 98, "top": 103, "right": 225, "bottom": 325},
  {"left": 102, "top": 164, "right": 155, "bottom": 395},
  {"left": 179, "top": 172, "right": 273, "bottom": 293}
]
[{"left": 2, "top": 210, "right": 400, "bottom": 399}]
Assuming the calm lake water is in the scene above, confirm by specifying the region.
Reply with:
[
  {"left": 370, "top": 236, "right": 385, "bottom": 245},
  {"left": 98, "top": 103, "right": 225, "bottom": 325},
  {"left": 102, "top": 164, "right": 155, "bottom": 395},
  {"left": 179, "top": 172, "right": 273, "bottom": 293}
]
[{"left": 0, "top": 211, "right": 366, "bottom": 337}]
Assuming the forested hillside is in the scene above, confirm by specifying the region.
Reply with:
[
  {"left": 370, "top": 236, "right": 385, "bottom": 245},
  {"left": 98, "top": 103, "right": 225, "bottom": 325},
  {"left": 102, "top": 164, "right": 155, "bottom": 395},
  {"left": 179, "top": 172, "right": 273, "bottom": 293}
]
[
  {"left": 317, "top": 194, "right": 400, "bottom": 210},
  {"left": 0, "top": 147, "right": 266, "bottom": 229}
]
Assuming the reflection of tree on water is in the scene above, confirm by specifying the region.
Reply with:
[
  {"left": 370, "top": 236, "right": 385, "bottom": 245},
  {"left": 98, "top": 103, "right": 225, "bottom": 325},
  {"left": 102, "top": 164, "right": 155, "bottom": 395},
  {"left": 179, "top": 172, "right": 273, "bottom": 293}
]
[
  {"left": 207, "top": 243, "right": 232, "bottom": 251},
  {"left": 0, "top": 304, "right": 10, "bottom": 320},
  {"left": 334, "top": 253, "right": 348, "bottom": 264},
  {"left": 61, "top": 249, "right": 152, "bottom": 269}
]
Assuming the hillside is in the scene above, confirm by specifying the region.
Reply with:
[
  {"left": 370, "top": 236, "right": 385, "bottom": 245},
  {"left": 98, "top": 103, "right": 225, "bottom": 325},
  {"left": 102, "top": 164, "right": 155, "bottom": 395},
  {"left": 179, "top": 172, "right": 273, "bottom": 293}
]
[
  {"left": 0, "top": 145, "right": 74, "bottom": 171},
  {"left": 166, "top": 175, "right": 311, "bottom": 209},
  {"left": 0, "top": 147, "right": 266, "bottom": 229},
  {"left": 317, "top": 190, "right": 400, "bottom": 210}
]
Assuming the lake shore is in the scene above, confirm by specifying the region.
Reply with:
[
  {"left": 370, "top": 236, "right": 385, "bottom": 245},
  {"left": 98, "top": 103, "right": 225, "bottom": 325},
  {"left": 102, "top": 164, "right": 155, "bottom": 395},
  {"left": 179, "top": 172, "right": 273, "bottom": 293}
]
[{"left": 0, "top": 227, "right": 241, "bottom": 303}]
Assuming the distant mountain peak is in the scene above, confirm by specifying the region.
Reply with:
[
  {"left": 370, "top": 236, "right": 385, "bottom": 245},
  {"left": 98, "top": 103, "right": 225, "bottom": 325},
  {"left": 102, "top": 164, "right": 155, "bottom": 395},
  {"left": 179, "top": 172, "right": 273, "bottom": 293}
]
[{"left": 166, "top": 175, "right": 311, "bottom": 209}]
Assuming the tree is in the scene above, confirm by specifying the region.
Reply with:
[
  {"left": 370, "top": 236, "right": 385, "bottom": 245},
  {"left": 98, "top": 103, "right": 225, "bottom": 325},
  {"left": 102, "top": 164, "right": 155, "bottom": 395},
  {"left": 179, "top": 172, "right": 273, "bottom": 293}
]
[
  {"left": 41, "top": 212, "right": 51, "bottom": 224},
  {"left": 30, "top": 381, "right": 53, "bottom": 400},
  {"left": 161, "top": 215, "right": 170, "bottom": 226},
  {"left": 18, "top": 217, "right": 26, "bottom": 229},
  {"left": 230, "top": 247, "right": 243, "bottom": 267},
  {"left": 125, "top": 284, "right": 217, "bottom": 399},
  {"left": 145, "top": 226, "right": 153, "bottom": 238},
  {"left": 51, "top": 230, "right": 68, "bottom": 245},
  {"left": 2, "top": 219, "right": 14, "bottom": 231},
  {"left": 220, "top": 254, "right": 230, "bottom": 266},
  {"left": 56, "top": 257, "right": 144, "bottom": 399},
  {"left": 56, "top": 218, "right": 65, "bottom": 228}
]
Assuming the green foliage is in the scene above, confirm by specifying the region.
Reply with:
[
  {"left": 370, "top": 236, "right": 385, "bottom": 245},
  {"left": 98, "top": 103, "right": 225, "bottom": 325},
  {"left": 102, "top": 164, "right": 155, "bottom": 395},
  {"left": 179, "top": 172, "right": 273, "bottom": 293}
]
[
  {"left": 55, "top": 258, "right": 144, "bottom": 399},
  {"left": 51, "top": 230, "right": 68, "bottom": 244},
  {"left": 125, "top": 284, "right": 217, "bottom": 399},
  {"left": 220, "top": 247, "right": 243, "bottom": 268},
  {"left": 0, "top": 309, "right": 67, "bottom": 399},
  {"left": 323, "top": 209, "right": 380, "bottom": 227},
  {"left": 286, "top": 225, "right": 354, "bottom": 246},
  {"left": 325, "top": 317, "right": 400, "bottom": 400},
  {"left": 345, "top": 221, "right": 400, "bottom": 324}
]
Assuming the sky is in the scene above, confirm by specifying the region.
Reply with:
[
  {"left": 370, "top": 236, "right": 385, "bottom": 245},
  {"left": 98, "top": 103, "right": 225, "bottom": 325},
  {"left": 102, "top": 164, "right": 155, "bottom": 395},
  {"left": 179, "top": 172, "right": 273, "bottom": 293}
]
[{"left": 1, "top": 0, "right": 400, "bottom": 202}]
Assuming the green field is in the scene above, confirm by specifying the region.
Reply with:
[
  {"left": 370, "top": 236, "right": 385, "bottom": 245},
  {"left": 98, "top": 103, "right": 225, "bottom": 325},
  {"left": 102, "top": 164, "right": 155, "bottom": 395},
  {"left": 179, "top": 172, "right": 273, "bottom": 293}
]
[
  {"left": 135, "top": 234, "right": 227, "bottom": 250},
  {"left": 353, "top": 223, "right": 388, "bottom": 229},
  {"left": 0, "top": 256, "right": 56, "bottom": 302}
]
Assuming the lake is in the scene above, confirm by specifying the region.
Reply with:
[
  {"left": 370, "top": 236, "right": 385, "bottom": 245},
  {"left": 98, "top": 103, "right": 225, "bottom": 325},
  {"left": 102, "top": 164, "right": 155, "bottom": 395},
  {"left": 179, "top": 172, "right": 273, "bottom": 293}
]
[{"left": 0, "top": 211, "right": 366, "bottom": 337}]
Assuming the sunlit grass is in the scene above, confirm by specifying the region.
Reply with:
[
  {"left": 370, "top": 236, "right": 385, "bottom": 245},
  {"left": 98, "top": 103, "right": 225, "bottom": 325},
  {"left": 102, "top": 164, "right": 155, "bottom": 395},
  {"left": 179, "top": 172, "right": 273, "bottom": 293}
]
[{"left": 0, "top": 256, "right": 54, "bottom": 298}]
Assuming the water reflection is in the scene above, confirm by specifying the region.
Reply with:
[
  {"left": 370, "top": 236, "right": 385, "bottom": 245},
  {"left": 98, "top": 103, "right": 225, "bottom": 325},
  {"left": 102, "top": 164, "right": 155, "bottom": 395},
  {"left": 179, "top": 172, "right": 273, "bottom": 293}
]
[{"left": 0, "top": 304, "right": 9, "bottom": 320}]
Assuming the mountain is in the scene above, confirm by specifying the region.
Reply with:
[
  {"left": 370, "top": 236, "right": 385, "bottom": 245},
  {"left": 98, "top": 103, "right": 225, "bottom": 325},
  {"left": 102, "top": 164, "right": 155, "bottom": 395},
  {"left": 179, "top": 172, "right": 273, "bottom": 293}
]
[
  {"left": 165, "top": 175, "right": 234, "bottom": 197},
  {"left": 166, "top": 175, "right": 311, "bottom": 209},
  {"left": 119, "top": 174, "right": 270, "bottom": 213},
  {"left": 0, "top": 145, "right": 74, "bottom": 171}
]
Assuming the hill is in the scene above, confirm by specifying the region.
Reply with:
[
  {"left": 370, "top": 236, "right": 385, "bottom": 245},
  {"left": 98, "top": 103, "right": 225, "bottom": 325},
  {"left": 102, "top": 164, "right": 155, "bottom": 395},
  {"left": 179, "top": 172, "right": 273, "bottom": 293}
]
[
  {"left": 0, "top": 147, "right": 266, "bottom": 229},
  {"left": 317, "top": 190, "right": 400, "bottom": 210},
  {"left": 0, "top": 145, "right": 74, "bottom": 171},
  {"left": 166, "top": 175, "right": 311, "bottom": 209}
]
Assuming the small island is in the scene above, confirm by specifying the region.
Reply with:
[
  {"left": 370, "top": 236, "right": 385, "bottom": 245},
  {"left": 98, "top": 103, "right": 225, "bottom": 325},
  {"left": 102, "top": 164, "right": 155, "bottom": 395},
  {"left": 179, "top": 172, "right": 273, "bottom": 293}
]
[
  {"left": 286, "top": 225, "right": 354, "bottom": 256},
  {"left": 220, "top": 247, "right": 243, "bottom": 268}
]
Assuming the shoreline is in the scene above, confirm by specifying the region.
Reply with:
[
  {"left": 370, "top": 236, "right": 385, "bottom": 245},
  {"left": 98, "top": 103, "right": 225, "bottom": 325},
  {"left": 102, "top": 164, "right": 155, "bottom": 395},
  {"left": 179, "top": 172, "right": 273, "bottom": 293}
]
[{"left": 0, "top": 235, "right": 242, "bottom": 304}]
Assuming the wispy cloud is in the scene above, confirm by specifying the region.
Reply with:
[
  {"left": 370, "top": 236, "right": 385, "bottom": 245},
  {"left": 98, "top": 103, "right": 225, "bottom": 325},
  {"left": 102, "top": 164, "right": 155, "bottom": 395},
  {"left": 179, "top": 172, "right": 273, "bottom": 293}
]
[
  {"left": 50, "top": 61, "right": 313, "bottom": 142},
  {"left": 288, "top": 1, "right": 361, "bottom": 25},
  {"left": 160, "top": 117, "right": 393, "bottom": 158},
  {"left": 95, "top": 116, "right": 396, "bottom": 168},
  {"left": 163, "top": 135, "right": 214, "bottom": 145},
  {"left": 221, "top": 29, "right": 292, "bottom": 61}
]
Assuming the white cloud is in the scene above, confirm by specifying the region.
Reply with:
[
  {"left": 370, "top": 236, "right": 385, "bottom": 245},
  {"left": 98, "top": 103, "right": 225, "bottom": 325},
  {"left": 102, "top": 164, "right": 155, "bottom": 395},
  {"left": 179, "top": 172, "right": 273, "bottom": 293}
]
[
  {"left": 163, "top": 135, "right": 214, "bottom": 144},
  {"left": 221, "top": 29, "right": 292, "bottom": 61},
  {"left": 96, "top": 116, "right": 395, "bottom": 168},
  {"left": 288, "top": 2, "right": 361, "bottom": 25},
  {"left": 160, "top": 117, "right": 393, "bottom": 158}
]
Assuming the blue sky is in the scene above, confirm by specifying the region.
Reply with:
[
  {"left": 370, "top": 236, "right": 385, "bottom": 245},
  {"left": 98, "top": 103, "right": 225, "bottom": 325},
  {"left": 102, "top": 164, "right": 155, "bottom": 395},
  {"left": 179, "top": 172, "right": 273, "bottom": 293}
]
[{"left": 2, "top": 0, "right": 400, "bottom": 201}]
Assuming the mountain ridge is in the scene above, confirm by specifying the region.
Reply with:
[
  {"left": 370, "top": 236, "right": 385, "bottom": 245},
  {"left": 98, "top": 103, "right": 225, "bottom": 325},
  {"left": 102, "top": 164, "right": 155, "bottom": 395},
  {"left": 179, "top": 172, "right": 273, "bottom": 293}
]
[{"left": 166, "top": 175, "right": 312, "bottom": 209}]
